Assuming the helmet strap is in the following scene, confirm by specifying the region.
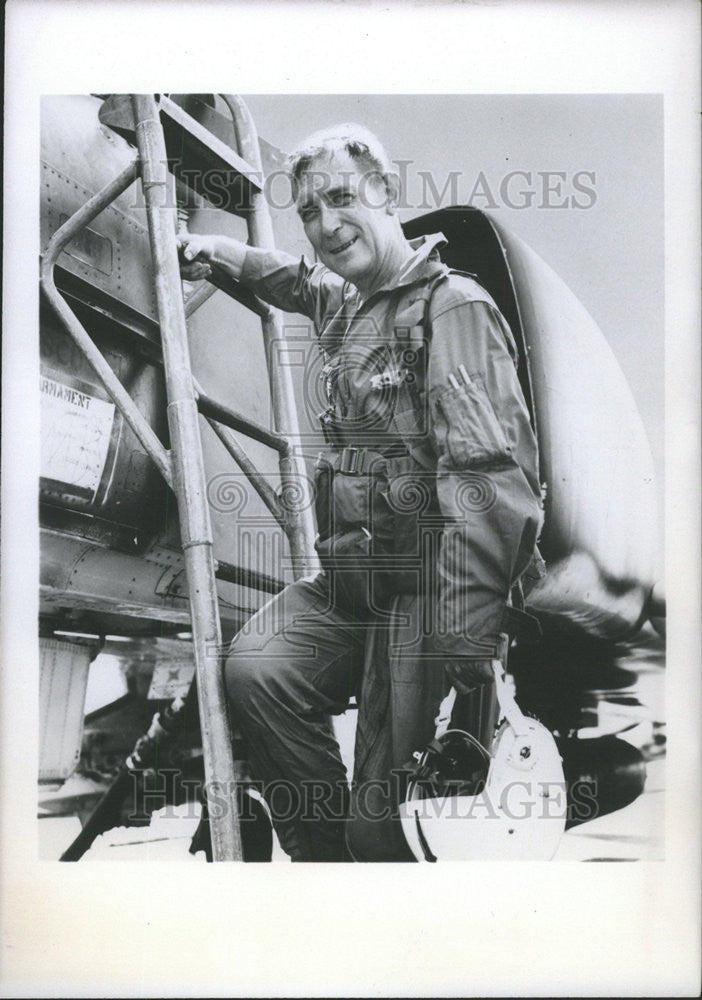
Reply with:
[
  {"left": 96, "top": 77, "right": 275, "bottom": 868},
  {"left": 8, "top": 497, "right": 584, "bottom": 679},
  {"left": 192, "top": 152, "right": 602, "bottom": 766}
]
[
  {"left": 435, "top": 659, "right": 532, "bottom": 742},
  {"left": 491, "top": 660, "right": 531, "bottom": 737},
  {"left": 433, "top": 686, "right": 457, "bottom": 738}
]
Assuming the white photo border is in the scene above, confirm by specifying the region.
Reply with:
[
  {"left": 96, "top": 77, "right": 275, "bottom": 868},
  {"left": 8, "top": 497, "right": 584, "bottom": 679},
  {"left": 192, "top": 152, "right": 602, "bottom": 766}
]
[{"left": 2, "top": 1, "right": 700, "bottom": 996}]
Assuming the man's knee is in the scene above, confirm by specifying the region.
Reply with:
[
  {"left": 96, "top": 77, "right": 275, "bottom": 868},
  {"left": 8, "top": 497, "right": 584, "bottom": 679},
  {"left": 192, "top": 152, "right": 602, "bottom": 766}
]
[
  {"left": 224, "top": 631, "right": 307, "bottom": 719},
  {"left": 224, "top": 636, "right": 271, "bottom": 709}
]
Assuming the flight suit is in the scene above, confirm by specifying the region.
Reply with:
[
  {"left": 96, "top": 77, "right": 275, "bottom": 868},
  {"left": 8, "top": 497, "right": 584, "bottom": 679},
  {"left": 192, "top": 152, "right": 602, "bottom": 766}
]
[{"left": 224, "top": 233, "right": 543, "bottom": 861}]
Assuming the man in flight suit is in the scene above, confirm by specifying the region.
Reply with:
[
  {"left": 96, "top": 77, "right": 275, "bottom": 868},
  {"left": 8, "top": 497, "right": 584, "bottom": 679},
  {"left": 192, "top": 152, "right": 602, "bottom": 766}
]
[{"left": 179, "top": 124, "right": 543, "bottom": 861}]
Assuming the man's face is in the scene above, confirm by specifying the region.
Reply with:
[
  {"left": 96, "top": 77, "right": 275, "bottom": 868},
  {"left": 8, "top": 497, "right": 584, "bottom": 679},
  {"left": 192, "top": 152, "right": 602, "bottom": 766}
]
[{"left": 294, "top": 149, "right": 396, "bottom": 288}]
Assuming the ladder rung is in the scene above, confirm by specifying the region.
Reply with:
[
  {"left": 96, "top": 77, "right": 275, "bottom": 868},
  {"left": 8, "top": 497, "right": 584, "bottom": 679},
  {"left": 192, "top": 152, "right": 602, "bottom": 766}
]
[
  {"left": 98, "top": 95, "right": 264, "bottom": 216},
  {"left": 205, "top": 267, "right": 269, "bottom": 317},
  {"left": 159, "top": 97, "right": 262, "bottom": 184},
  {"left": 196, "top": 392, "right": 289, "bottom": 455},
  {"left": 159, "top": 97, "right": 262, "bottom": 216},
  {"left": 214, "top": 560, "right": 284, "bottom": 596}
]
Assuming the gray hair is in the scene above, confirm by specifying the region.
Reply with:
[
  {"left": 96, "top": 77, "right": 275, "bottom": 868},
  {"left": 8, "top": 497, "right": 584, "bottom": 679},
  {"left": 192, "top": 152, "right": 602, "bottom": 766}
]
[{"left": 286, "top": 122, "right": 392, "bottom": 186}]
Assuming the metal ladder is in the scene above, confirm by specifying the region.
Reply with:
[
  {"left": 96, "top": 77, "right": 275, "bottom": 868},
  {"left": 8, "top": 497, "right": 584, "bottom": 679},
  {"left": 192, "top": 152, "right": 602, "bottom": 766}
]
[{"left": 40, "top": 94, "right": 318, "bottom": 861}]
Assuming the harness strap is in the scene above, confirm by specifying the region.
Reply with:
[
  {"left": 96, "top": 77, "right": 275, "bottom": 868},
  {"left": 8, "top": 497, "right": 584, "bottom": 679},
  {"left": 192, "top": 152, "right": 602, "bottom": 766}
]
[
  {"left": 388, "top": 263, "right": 450, "bottom": 469},
  {"left": 388, "top": 264, "right": 506, "bottom": 469}
]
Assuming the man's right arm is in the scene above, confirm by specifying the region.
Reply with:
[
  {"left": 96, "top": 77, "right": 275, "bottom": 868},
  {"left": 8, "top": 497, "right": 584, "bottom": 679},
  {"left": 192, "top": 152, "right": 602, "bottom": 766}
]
[{"left": 178, "top": 234, "right": 344, "bottom": 322}]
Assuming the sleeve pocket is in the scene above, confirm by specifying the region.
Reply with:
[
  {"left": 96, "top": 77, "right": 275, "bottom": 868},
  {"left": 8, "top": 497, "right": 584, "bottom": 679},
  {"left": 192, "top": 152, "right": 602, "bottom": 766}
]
[{"left": 436, "top": 376, "right": 513, "bottom": 469}]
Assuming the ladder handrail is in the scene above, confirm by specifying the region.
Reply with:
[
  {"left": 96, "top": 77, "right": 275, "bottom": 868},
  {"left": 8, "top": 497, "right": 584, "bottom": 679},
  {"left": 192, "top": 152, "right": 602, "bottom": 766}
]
[
  {"left": 39, "top": 166, "right": 296, "bottom": 570},
  {"left": 131, "top": 94, "right": 243, "bottom": 862},
  {"left": 220, "top": 95, "right": 320, "bottom": 581},
  {"left": 40, "top": 159, "right": 175, "bottom": 489},
  {"left": 40, "top": 94, "right": 321, "bottom": 861},
  {"left": 39, "top": 148, "right": 290, "bottom": 537}
]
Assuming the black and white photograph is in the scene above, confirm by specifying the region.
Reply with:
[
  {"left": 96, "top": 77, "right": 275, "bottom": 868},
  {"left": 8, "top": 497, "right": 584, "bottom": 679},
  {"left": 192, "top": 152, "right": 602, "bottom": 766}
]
[
  {"left": 35, "top": 90, "right": 666, "bottom": 866},
  {"left": 2, "top": 1, "right": 700, "bottom": 997}
]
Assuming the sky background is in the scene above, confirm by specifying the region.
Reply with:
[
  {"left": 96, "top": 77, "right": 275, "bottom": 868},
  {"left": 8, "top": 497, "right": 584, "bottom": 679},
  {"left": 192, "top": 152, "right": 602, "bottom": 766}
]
[{"left": 244, "top": 94, "right": 664, "bottom": 522}]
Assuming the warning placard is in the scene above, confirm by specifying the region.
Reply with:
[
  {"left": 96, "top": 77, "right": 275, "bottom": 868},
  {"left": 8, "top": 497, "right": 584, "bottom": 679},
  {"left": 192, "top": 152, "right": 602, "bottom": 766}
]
[
  {"left": 40, "top": 376, "right": 116, "bottom": 495},
  {"left": 147, "top": 661, "right": 196, "bottom": 701}
]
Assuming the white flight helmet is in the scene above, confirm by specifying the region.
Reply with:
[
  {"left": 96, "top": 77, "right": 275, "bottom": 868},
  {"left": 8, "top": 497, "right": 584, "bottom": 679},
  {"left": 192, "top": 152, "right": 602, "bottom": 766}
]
[{"left": 400, "top": 662, "right": 567, "bottom": 861}]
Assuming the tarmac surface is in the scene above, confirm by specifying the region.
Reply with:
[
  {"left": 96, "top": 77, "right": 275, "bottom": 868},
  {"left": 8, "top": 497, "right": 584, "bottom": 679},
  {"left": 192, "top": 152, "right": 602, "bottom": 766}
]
[{"left": 39, "top": 627, "right": 666, "bottom": 863}]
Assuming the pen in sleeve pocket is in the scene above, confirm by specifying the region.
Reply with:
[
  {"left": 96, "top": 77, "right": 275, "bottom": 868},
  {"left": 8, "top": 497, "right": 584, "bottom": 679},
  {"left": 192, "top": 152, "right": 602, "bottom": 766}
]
[
  {"left": 447, "top": 365, "right": 472, "bottom": 390},
  {"left": 458, "top": 365, "right": 472, "bottom": 387}
]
